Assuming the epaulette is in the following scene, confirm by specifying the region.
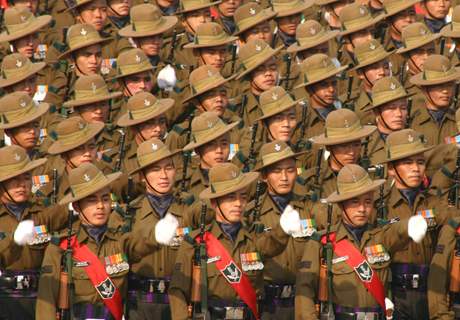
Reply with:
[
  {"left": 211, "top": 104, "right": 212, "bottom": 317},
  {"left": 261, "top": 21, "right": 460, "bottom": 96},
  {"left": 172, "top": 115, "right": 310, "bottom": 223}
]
[
  {"left": 235, "top": 151, "right": 247, "bottom": 164},
  {"left": 182, "top": 194, "right": 195, "bottom": 205},
  {"left": 309, "top": 231, "right": 323, "bottom": 242},
  {"left": 52, "top": 41, "right": 67, "bottom": 53},
  {"left": 48, "top": 85, "right": 60, "bottom": 94},
  {"left": 448, "top": 218, "right": 460, "bottom": 232},
  {"left": 101, "top": 153, "right": 112, "bottom": 164},
  {"left": 0, "top": 231, "right": 5, "bottom": 240},
  {"left": 171, "top": 124, "right": 187, "bottom": 135}
]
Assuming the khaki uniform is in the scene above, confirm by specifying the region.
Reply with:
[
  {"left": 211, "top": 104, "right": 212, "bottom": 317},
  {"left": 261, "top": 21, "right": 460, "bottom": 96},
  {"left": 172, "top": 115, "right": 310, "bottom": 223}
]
[
  {"left": 368, "top": 129, "right": 387, "bottom": 166},
  {"left": 353, "top": 89, "right": 375, "bottom": 125},
  {"left": 298, "top": 160, "right": 337, "bottom": 201}
]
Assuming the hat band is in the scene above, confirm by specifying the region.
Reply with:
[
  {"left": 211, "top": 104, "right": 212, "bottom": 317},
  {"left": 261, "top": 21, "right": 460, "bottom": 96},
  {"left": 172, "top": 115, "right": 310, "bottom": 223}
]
[
  {"left": 261, "top": 94, "right": 295, "bottom": 117},
  {"left": 194, "top": 33, "right": 231, "bottom": 45},
  {"left": 404, "top": 34, "right": 433, "bottom": 48},
  {"left": 240, "top": 46, "right": 274, "bottom": 72},
  {"left": 2, "top": 62, "right": 34, "bottom": 80},
  {"left": 337, "top": 173, "right": 373, "bottom": 195},
  {"left": 262, "top": 147, "right": 295, "bottom": 166},
  {"left": 70, "top": 170, "right": 107, "bottom": 198},
  {"left": 0, "top": 157, "right": 29, "bottom": 176},
  {"left": 56, "top": 124, "right": 92, "bottom": 146},
  {"left": 68, "top": 33, "right": 104, "bottom": 50},
  {"left": 191, "top": 74, "right": 225, "bottom": 95},
  {"left": 343, "top": 15, "right": 373, "bottom": 31},
  {"left": 128, "top": 101, "right": 163, "bottom": 120},
  {"left": 6, "top": 17, "right": 35, "bottom": 34},
  {"left": 119, "top": 60, "right": 152, "bottom": 76},
  {"left": 385, "top": 2, "right": 409, "bottom": 13},
  {"left": 237, "top": 10, "right": 272, "bottom": 33},
  {"left": 451, "top": 21, "right": 460, "bottom": 32},
  {"left": 74, "top": 85, "right": 111, "bottom": 101},
  {"left": 423, "top": 68, "right": 456, "bottom": 81},
  {"left": 297, "top": 30, "right": 328, "bottom": 45},
  {"left": 373, "top": 87, "right": 406, "bottom": 106},
  {"left": 181, "top": 0, "right": 213, "bottom": 11},
  {"left": 305, "top": 63, "right": 339, "bottom": 84},
  {"left": 325, "top": 120, "right": 362, "bottom": 138},
  {"left": 355, "top": 48, "right": 388, "bottom": 66},
  {"left": 388, "top": 140, "right": 426, "bottom": 160},
  {"left": 192, "top": 120, "right": 227, "bottom": 145},
  {"left": 1, "top": 101, "right": 39, "bottom": 125},
  {"left": 273, "top": 0, "right": 303, "bottom": 11},
  {"left": 132, "top": 18, "right": 167, "bottom": 32},
  {"left": 211, "top": 173, "right": 245, "bottom": 194},
  {"left": 138, "top": 146, "right": 172, "bottom": 167}
]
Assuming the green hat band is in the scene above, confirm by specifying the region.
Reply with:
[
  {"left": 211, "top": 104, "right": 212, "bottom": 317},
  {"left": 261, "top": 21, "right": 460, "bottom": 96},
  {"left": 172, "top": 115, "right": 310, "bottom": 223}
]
[
  {"left": 0, "top": 100, "right": 38, "bottom": 125},
  {"left": 74, "top": 84, "right": 110, "bottom": 101}
]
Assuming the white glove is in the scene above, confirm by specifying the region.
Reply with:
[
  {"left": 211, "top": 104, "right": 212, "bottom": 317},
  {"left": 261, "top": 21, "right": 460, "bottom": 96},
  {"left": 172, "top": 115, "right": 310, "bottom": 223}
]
[
  {"left": 155, "top": 213, "right": 179, "bottom": 245},
  {"left": 157, "top": 64, "right": 177, "bottom": 91},
  {"left": 14, "top": 220, "right": 35, "bottom": 245},
  {"left": 385, "top": 297, "right": 394, "bottom": 319},
  {"left": 408, "top": 215, "right": 428, "bottom": 243},
  {"left": 280, "top": 205, "right": 301, "bottom": 235}
]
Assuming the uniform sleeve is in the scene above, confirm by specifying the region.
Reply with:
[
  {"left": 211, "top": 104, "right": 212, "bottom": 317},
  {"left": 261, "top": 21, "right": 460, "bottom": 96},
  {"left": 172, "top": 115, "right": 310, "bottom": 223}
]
[
  {"left": 37, "top": 204, "right": 70, "bottom": 232},
  {"left": 295, "top": 239, "right": 321, "bottom": 320},
  {"left": 255, "top": 222, "right": 290, "bottom": 259},
  {"left": 380, "top": 218, "right": 411, "bottom": 254},
  {"left": 169, "top": 240, "right": 194, "bottom": 320},
  {"left": 428, "top": 224, "right": 457, "bottom": 320},
  {"left": 36, "top": 244, "right": 63, "bottom": 320},
  {"left": 124, "top": 222, "right": 161, "bottom": 262},
  {"left": 0, "top": 234, "right": 21, "bottom": 267}
]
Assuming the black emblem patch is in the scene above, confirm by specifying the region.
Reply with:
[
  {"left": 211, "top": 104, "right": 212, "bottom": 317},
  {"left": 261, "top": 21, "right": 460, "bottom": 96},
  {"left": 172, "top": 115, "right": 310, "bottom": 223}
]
[
  {"left": 354, "top": 261, "right": 373, "bottom": 283},
  {"left": 221, "top": 262, "right": 242, "bottom": 284},
  {"left": 96, "top": 277, "right": 116, "bottom": 299}
]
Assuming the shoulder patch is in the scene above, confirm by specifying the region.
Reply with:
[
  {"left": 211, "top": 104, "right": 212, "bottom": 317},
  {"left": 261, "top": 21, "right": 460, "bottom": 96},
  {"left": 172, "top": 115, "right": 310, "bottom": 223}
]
[
  {"left": 435, "top": 244, "right": 445, "bottom": 254},
  {"left": 40, "top": 265, "right": 53, "bottom": 274},
  {"left": 298, "top": 260, "right": 312, "bottom": 269},
  {"left": 172, "top": 124, "right": 187, "bottom": 135}
]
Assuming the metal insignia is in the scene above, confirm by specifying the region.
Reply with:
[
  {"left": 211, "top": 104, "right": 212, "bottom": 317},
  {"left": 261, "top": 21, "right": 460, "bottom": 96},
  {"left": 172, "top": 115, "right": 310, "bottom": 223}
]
[
  {"left": 274, "top": 143, "right": 281, "bottom": 151},
  {"left": 354, "top": 261, "right": 373, "bottom": 282},
  {"left": 14, "top": 153, "right": 20, "bottom": 161},
  {"left": 95, "top": 278, "right": 116, "bottom": 299},
  {"left": 369, "top": 43, "right": 376, "bottom": 50},
  {"left": 222, "top": 262, "right": 242, "bottom": 284},
  {"left": 80, "top": 28, "right": 87, "bottom": 36},
  {"left": 83, "top": 174, "right": 91, "bottom": 182},
  {"left": 78, "top": 121, "right": 85, "bottom": 129},
  {"left": 19, "top": 100, "right": 27, "bottom": 107},
  {"left": 207, "top": 69, "right": 214, "bottom": 77},
  {"left": 309, "top": 27, "right": 316, "bottom": 35},
  {"left": 20, "top": 15, "right": 27, "bottom": 22},
  {"left": 135, "top": 55, "right": 141, "bottom": 63},
  {"left": 344, "top": 119, "right": 349, "bottom": 128},
  {"left": 16, "top": 60, "right": 22, "bottom": 68},
  {"left": 207, "top": 121, "right": 213, "bottom": 128},
  {"left": 152, "top": 143, "right": 158, "bottom": 151},
  {"left": 272, "top": 92, "right": 278, "bottom": 100},
  {"left": 231, "top": 171, "right": 237, "bottom": 178},
  {"left": 255, "top": 44, "right": 262, "bottom": 52},
  {"left": 359, "top": 7, "right": 366, "bottom": 15},
  {"left": 390, "top": 82, "right": 396, "bottom": 90},
  {"left": 407, "top": 134, "right": 414, "bottom": 142},
  {"left": 420, "top": 28, "right": 426, "bottom": 35},
  {"left": 91, "top": 82, "right": 97, "bottom": 94},
  {"left": 249, "top": 7, "right": 256, "bottom": 15},
  {"left": 144, "top": 99, "right": 151, "bottom": 106}
]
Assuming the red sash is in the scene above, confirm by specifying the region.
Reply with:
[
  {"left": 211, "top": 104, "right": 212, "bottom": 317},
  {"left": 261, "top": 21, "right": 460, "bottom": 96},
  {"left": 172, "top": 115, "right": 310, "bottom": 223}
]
[
  {"left": 197, "top": 231, "right": 260, "bottom": 319},
  {"left": 322, "top": 233, "right": 386, "bottom": 311},
  {"left": 60, "top": 236, "right": 123, "bottom": 320}
]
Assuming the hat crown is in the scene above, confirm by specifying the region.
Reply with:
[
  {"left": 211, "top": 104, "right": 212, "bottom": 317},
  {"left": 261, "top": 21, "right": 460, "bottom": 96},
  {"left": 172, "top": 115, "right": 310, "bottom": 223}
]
[
  {"left": 0, "top": 92, "right": 33, "bottom": 113},
  {"left": 130, "top": 3, "right": 162, "bottom": 22},
  {"left": 55, "top": 116, "right": 89, "bottom": 136},
  {"left": 372, "top": 76, "right": 406, "bottom": 102},
  {"left": 1, "top": 53, "right": 30, "bottom": 73},
  {"left": 235, "top": 2, "right": 263, "bottom": 24},
  {"left": 354, "top": 39, "right": 385, "bottom": 60},
  {"left": 137, "top": 137, "right": 167, "bottom": 159},
  {"left": 209, "top": 162, "right": 242, "bottom": 185},
  {"left": 385, "top": 128, "right": 427, "bottom": 160},
  {"left": 259, "top": 86, "right": 295, "bottom": 115},
  {"left": 336, "top": 164, "right": 373, "bottom": 195},
  {"left": 453, "top": 5, "right": 460, "bottom": 23},
  {"left": 259, "top": 140, "right": 296, "bottom": 167},
  {"left": 239, "top": 38, "right": 270, "bottom": 61},
  {"left": 68, "top": 162, "right": 104, "bottom": 189},
  {"left": 127, "top": 91, "right": 158, "bottom": 112},
  {"left": 297, "top": 20, "right": 323, "bottom": 39},
  {"left": 325, "top": 109, "right": 361, "bottom": 135},
  {"left": 301, "top": 53, "right": 337, "bottom": 76},
  {"left": 74, "top": 73, "right": 108, "bottom": 94},
  {"left": 191, "top": 111, "right": 223, "bottom": 134},
  {"left": 402, "top": 22, "right": 431, "bottom": 42},
  {"left": 180, "top": 0, "right": 214, "bottom": 11},
  {"left": 4, "top": 7, "right": 33, "bottom": 27},
  {"left": 189, "top": 65, "right": 222, "bottom": 87},
  {"left": 117, "top": 48, "right": 149, "bottom": 68},
  {"left": 195, "top": 22, "right": 225, "bottom": 38},
  {"left": 339, "top": 3, "right": 371, "bottom": 25},
  {"left": 423, "top": 54, "right": 452, "bottom": 74},
  {"left": 0, "top": 145, "right": 30, "bottom": 170},
  {"left": 66, "top": 23, "right": 101, "bottom": 47}
]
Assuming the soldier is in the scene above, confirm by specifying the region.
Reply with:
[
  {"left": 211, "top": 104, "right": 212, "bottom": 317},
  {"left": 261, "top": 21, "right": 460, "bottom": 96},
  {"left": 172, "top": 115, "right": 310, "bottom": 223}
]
[
  {"left": 233, "top": 2, "right": 277, "bottom": 46},
  {"left": 35, "top": 162, "right": 179, "bottom": 319},
  {"left": 381, "top": 128, "right": 459, "bottom": 319},
  {"left": 365, "top": 76, "right": 410, "bottom": 166},
  {"left": 299, "top": 108, "right": 377, "bottom": 201},
  {"left": 250, "top": 140, "right": 313, "bottom": 319},
  {"left": 295, "top": 164, "right": 428, "bottom": 319},
  {"left": 107, "top": 0, "right": 131, "bottom": 29},
  {"left": 169, "top": 162, "right": 302, "bottom": 319},
  {"left": 441, "top": 5, "right": 460, "bottom": 65},
  {"left": 395, "top": 22, "right": 440, "bottom": 95},
  {"left": 422, "top": 0, "right": 451, "bottom": 33},
  {"left": 350, "top": 38, "right": 392, "bottom": 124},
  {"left": 214, "top": 0, "right": 241, "bottom": 34},
  {"left": 409, "top": 54, "right": 459, "bottom": 146},
  {"left": 316, "top": 0, "right": 351, "bottom": 31},
  {"left": 0, "top": 145, "right": 67, "bottom": 319},
  {"left": 127, "top": 138, "right": 193, "bottom": 319},
  {"left": 233, "top": 39, "right": 282, "bottom": 125}
]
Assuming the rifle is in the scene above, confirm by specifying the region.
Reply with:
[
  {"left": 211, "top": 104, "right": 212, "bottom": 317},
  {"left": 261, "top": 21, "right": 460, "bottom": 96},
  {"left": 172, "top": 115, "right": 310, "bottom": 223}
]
[
  {"left": 373, "top": 165, "right": 387, "bottom": 225},
  {"left": 283, "top": 54, "right": 292, "bottom": 91},
  {"left": 405, "top": 97, "right": 412, "bottom": 128},
  {"left": 295, "top": 100, "right": 311, "bottom": 152},
  {"left": 343, "top": 76, "right": 354, "bottom": 111},
  {"left": 452, "top": 82, "right": 460, "bottom": 110},
  {"left": 122, "top": 176, "right": 135, "bottom": 233},
  {"left": 180, "top": 113, "right": 194, "bottom": 194},
  {"left": 399, "top": 62, "right": 405, "bottom": 85},
  {"left": 230, "top": 44, "right": 238, "bottom": 74},
  {"left": 310, "top": 148, "right": 324, "bottom": 202},
  {"left": 319, "top": 203, "right": 334, "bottom": 319},
  {"left": 199, "top": 202, "right": 208, "bottom": 318},
  {"left": 113, "top": 129, "right": 126, "bottom": 173},
  {"left": 52, "top": 168, "right": 58, "bottom": 205},
  {"left": 248, "top": 180, "right": 265, "bottom": 233},
  {"left": 448, "top": 149, "right": 460, "bottom": 208},
  {"left": 57, "top": 208, "right": 74, "bottom": 320},
  {"left": 243, "top": 122, "right": 258, "bottom": 173},
  {"left": 440, "top": 37, "right": 446, "bottom": 56},
  {"left": 167, "top": 29, "right": 178, "bottom": 65},
  {"left": 360, "top": 136, "right": 370, "bottom": 171}
]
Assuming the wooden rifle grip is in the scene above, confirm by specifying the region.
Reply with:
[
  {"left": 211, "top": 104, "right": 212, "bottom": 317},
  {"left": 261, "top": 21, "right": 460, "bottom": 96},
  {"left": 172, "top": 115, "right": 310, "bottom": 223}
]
[
  {"left": 450, "top": 254, "right": 460, "bottom": 292},
  {"left": 191, "top": 264, "right": 201, "bottom": 302},
  {"left": 57, "top": 271, "right": 69, "bottom": 309},
  {"left": 318, "top": 261, "right": 328, "bottom": 302}
]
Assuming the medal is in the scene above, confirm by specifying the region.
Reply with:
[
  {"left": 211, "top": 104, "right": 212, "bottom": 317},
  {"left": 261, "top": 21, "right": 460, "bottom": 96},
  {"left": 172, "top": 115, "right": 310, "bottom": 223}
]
[
  {"left": 28, "top": 225, "right": 50, "bottom": 245},
  {"left": 445, "top": 134, "right": 460, "bottom": 145},
  {"left": 292, "top": 219, "right": 317, "bottom": 238},
  {"left": 417, "top": 209, "right": 436, "bottom": 228},
  {"left": 240, "top": 252, "right": 264, "bottom": 271},
  {"left": 365, "top": 244, "right": 389, "bottom": 264},
  {"left": 104, "top": 253, "right": 129, "bottom": 274},
  {"left": 172, "top": 227, "right": 190, "bottom": 246}
]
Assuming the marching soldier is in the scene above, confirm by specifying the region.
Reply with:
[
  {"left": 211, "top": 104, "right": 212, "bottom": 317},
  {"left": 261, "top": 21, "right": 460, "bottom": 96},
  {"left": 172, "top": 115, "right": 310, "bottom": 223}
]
[
  {"left": 382, "top": 0, "right": 419, "bottom": 52},
  {"left": 214, "top": 0, "right": 241, "bottom": 34},
  {"left": 233, "top": 2, "right": 277, "bottom": 46},
  {"left": 35, "top": 162, "right": 179, "bottom": 319},
  {"left": 106, "top": 0, "right": 131, "bottom": 30},
  {"left": 295, "top": 163, "right": 428, "bottom": 319},
  {"left": 441, "top": 5, "right": 460, "bottom": 65},
  {"left": 169, "top": 162, "right": 303, "bottom": 319},
  {"left": 422, "top": 0, "right": 451, "bottom": 34},
  {"left": 127, "top": 138, "right": 193, "bottom": 319}
]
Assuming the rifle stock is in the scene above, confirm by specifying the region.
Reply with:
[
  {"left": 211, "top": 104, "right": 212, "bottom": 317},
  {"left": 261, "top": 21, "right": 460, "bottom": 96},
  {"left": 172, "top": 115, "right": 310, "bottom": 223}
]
[{"left": 57, "top": 209, "right": 74, "bottom": 320}]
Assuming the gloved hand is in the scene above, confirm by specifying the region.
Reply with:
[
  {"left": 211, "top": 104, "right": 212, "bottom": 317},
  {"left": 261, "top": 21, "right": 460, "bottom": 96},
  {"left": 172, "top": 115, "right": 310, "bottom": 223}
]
[
  {"left": 14, "top": 220, "right": 35, "bottom": 245},
  {"left": 155, "top": 213, "right": 179, "bottom": 245},
  {"left": 157, "top": 64, "right": 177, "bottom": 91},
  {"left": 408, "top": 215, "right": 428, "bottom": 243},
  {"left": 280, "top": 205, "right": 301, "bottom": 235}
]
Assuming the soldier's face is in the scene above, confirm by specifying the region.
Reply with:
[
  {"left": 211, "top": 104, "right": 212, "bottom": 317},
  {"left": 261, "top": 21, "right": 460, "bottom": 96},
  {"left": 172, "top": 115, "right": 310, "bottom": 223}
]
[
  {"left": 6, "top": 120, "right": 40, "bottom": 150},
  {"left": 13, "top": 0, "right": 39, "bottom": 14},
  {"left": 107, "top": 0, "right": 131, "bottom": 17},
  {"left": 341, "top": 192, "right": 374, "bottom": 227},
  {"left": 390, "top": 8, "right": 416, "bottom": 33},
  {"left": 198, "top": 45, "right": 228, "bottom": 70},
  {"left": 408, "top": 44, "right": 435, "bottom": 72},
  {"left": 12, "top": 34, "right": 39, "bottom": 59},
  {"left": 75, "top": 45, "right": 102, "bottom": 75},
  {"left": 79, "top": 101, "right": 110, "bottom": 123},
  {"left": 310, "top": 77, "right": 337, "bottom": 106},
  {"left": 156, "top": 0, "right": 177, "bottom": 9},
  {"left": 183, "top": 9, "right": 212, "bottom": 34},
  {"left": 76, "top": 187, "right": 111, "bottom": 226},
  {"left": 424, "top": 81, "right": 455, "bottom": 108},
  {"left": 198, "top": 86, "right": 229, "bottom": 116},
  {"left": 136, "top": 116, "right": 168, "bottom": 142},
  {"left": 212, "top": 189, "right": 248, "bottom": 223},
  {"left": 65, "top": 139, "right": 98, "bottom": 167},
  {"left": 263, "top": 158, "right": 297, "bottom": 195},
  {"left": 265, "top": 107, "right": 297, "bottom": 141},
  {"left": 1, "top": 172, "right": 32, "bottom": 204},
  {"left": 123, "top": 71, "right": 153, "bottom": 96},
  {"left": 136, "top": 35, "right": 163, "bottom": 57},
  {"left": 359, "top": 60, "right": 390, "bottom": 87},
  {"left": 142, "top": 158, "right": 176, "bottom": 195},
  {"left": 376, "top": 98, "right": 408, "bottom": 132},
  {"left": 328, "top": 140, "right": 362, "bottom": 169},
  {"left": 218, "top": 0, "right": 241, "bottom": 17},
  {"left": 349, "top": 30, "right": 373, "bottom": 48},
  {"left": 389, "top": 154, "right": 426, "bottom": 188},
  {"left": 5, "top": 74, "right": 37, "bottom": 97},
  {"left": 423, "top": 0, "right": 451, "bottom": 19},
  {"left": 198, "top": 134, "right": 230, "bottom": 169},
  {"left": 243, "top": 21, "right": 273, "bottom": 44},
  {"left": 77, "top": 0, "right": 108, "bottom": 31},
  {"left": 277, "top": 14, "right": 302, "bottom": 37},
  {"left": 250, "top": 58, "right": 278, "bottom": 93}
]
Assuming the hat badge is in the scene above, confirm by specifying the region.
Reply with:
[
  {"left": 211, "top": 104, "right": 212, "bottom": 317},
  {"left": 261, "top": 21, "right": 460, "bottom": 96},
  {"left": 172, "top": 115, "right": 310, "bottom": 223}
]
[
  {"left": 151, "top": 143, "right": 158, "bottom": 151},
  {"left": 14, "top": 153, "right": 20, "bottom": 161},
  {"left": 135, "top": 55, "right": 141, "bottom": 63},
  {"left": 390, "top": 82, "right": 396, "bottom": 90},
  {"left": 20, "top": 15, "right": 27, "bottom": 22},
  {"left": 249, "top": 7, "right": 256, "bottom": 15},
  {"left": 207, "top": 69, "right": 214, "bottom": 77},
  {"left": 83, "top": 174, "right": 91, "bottom": 182},
  {"left": 359, "top": 7, "right": 366, "bottom": 15},
  {"left": 322, "top": 59, "right": 328, "bottom": 67},
  {"left": 207, "top": 121, "right": 213, "bottom": 128},
  {"left": 274, "top": 143, "right": 281, "bottom": 151},
  {"left": 442, "top": 64, "right": 448, "bottom": 73},
  {"left": 419, "top": 28, "right": 426, "bottom": 35},
  {"left": 231, "top": 170, "right": 237, "bottom": 178},
  {"left": 255, "top": 44, "right": 262, "bottom": 52},
  {"left": 144, "top": 99, "right": 151, "bottom": 107},
  {"left": 369, "top": 43, "right": 376, "bottom": 50},
  {"left": 407, "top": 134, "right": 414, "bottom": 142},
  {"left": 15, "top": 59, "right": 22, "bottom": 68},
  {"left": 78, "top": 121, "right": 85, "bottom": 130},
  {"left": 80, "top": 28, "right": 87, "bottom": 36},
  {"left": 91, "top": 82, "right": 97, "bottom": 94},
  {"left": 272, "top": 92, "right": 278, "bottom": 100},
  {"left": 344, "top": 119, "right": 349, "bottom": 128},
  {"left": 309, "top": 27, "right": 316, "bottom": 35}
]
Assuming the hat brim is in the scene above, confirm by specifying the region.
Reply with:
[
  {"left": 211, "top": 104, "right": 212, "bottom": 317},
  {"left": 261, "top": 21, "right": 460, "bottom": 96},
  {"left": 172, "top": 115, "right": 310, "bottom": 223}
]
[
  {"left": 409, "top": 67, "right": 460, "bottom": 86},
  {"left": 312, "top": 125, "right": 377, "bottom": 146},
  {"left": 183, "top": 74, "right": 237, "bottom": 103},
  {"left": 294, "top": 65, "right": 348, "bottom": 89},
  {"left": 0, "top": 102, "right": 50, "bottom": 130},
  {"left": 339, "top": 13, "right": 386, "bottom": 37},
  {"left": 0, "top": 62, "right": 46, "bottom": 88},
  {"left": 111, "top": 65, "right": 154, "bottom": 80},
  {"left": 48, "top": 122, "right": 105, "bottom": 155},
  {"left": 128, "top": 149, "right": 182, "bottom": 176},
  {"left": 0, "top": 157, "right": 47, "bottom": 183},
  {"left": 63, "top": 91, "right": 122, "bottom": 108},
  {"left": 184, "top": 35, "right": 239, "bottom": 49},
  {"left": 441, "top": 24, "right": 460, "bottom": 38},
  {"left": 286, "top": 30, "right": 339, "bottom": 53},
  {"left": 395, "top": 33, "right": 441, "bottom": 54},
  {"left": 326, "top": 179, "right": 385, "bottom": 203},
  {"left": 118, "top": 16, "right": 178, "bottom": 38},
  {"left": 59, "top": 171, "right": 122, "bottom": 205},
  {"left": 233, "top": 9, "right": 278, "bottom": 36},
  {"left": 274, "top": 0, "right": 313, "bottom": 17},
  {"left": 236, "top": 46, "right": 283, "bottom": 80},
  {"left": 380, "top": 145, "right": 435, "bottom": 163},
  {"left": 254, "top": 150, "right": 307, "bottom": 171},
  {"left": 117, "top": 98, "right": 175, "bottom": 127},
  {"left": 352, "top": 49, "right": 394, "bottom": 71},
  {"left": 383, "top": 0, "right": 420, "bottom": 18},
  {"left": 65, "top": 0, "right": 93, "bottom": 12},
  {"left": 0, "top": 15, "right": 52, "bottom": 43},
  {"left": 58, "top": 37, "right": 112, "bottom": 59},
  {"left": 256, "top": 99, "right": 300, "bottom": 121},
  {"left": 176, "top": 0, "right": 221, "bottom": 14},
  {"left": 183, "top": 120, "right": 240, "bottom": 151},
  {"left": 199, "top": 171, "right": 259, "bottom": 199},
  {"left": 366, "top": 91, "right": 415, "bottom": 110},
  {"left": 315, "top": 0, "right": 339, "bottom": 5}
]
